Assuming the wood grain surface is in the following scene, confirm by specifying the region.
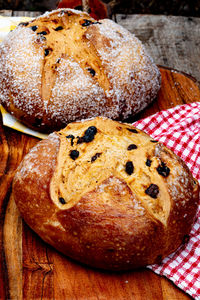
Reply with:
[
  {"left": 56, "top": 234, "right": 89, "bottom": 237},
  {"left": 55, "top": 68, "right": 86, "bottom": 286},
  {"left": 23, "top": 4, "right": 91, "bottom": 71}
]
[
  {"left": 117, "top": 14, "right": 200, "bottom": 82},
  {"left": 1, "top": 67, "right": 198, "bottom": 300}
]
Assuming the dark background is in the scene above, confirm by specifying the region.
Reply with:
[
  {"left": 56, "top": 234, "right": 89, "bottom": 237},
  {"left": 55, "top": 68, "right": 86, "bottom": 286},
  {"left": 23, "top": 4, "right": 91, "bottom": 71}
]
[{"left": 1, "top": 0, "right": 200, "bottom": 17}]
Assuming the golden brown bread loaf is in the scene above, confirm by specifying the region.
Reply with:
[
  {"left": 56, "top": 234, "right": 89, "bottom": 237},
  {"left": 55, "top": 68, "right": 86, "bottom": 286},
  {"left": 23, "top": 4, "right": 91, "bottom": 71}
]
[
  {"left": 0, "top": 9, "right": 160, "bottom": 133},
  {"left": 12, "top": 117, "right": 199, "bottom": 270}
]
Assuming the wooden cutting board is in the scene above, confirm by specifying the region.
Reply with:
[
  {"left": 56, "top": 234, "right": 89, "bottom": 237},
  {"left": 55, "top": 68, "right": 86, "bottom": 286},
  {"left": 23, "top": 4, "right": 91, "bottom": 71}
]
[{"left": 0, "top": 67, "right": 199, "bottom": 300}]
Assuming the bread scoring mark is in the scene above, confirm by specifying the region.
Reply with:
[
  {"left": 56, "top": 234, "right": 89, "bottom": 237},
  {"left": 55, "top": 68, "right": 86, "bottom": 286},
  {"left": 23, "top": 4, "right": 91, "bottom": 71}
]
[
  {"left": 49, "top": 119, "right": 172, "bottom": 228},
  {"left": 28, "top": 11, "right": 110, "bottom": 104}
]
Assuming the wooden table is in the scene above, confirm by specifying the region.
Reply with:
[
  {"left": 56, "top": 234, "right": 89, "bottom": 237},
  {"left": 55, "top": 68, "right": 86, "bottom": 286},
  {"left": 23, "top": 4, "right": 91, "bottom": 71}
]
[{"left": 0, "top": 10, "right": 199, "bottom": 300}]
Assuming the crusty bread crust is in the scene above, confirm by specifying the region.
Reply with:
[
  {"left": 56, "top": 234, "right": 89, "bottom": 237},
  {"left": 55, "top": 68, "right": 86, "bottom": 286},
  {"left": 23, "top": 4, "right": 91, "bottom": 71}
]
[
  {"left": 0, "top": 9, "right": 160, "bottom": 133},
  {"left": 13, "top": 117, "right": 199, "bottom": 270}
]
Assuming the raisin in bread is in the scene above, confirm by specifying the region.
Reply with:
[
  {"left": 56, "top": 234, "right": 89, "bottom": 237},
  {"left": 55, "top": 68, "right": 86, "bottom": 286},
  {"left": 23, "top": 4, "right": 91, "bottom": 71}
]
[
  {"left": 12, "top": 117, "right": 199, "bottom": 270},
  {"left": 0, "top": 9, "right": 160, "bottom": 133}
]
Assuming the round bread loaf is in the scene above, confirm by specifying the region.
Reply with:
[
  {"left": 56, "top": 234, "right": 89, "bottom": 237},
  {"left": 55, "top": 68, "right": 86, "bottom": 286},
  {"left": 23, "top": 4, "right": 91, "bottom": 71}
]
[
  {"left": 13, "top": 117, "right": 199, "bottom": 270},
  {"left": 0, "top": 9, "right": 160, "bottom": 133}
]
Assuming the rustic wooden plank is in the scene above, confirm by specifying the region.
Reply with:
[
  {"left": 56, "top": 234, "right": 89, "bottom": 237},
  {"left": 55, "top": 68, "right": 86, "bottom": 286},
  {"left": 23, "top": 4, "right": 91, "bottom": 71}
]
[
  {"left": 49, "top": 251, "right": 191, "bottom": 300},
  {"left": 116, "top": 14, "right": 200, "bottom": 82},
  {"left": 3, "top": 195, "right": 22, "bottom": 300},
  {"left": 0, "top": 10, "right": 12, "bottom": 16},
  {"left": 0, "top": 113, "right": 9, "bottom": 300},
  {"left": 23, "top": 224, "right": 54, "bottom": 299},
  {"left": 0, "top": 126, "right": 38, "bottom": 299},
  {"left": 160, "top": 277, "right": 193, "bottom": 300},
  {"left": 0, "top": 9, "right": 41, "bottom": 17},
  {"left": 12, "top": 10, "right": 42, "bottom": 17}
]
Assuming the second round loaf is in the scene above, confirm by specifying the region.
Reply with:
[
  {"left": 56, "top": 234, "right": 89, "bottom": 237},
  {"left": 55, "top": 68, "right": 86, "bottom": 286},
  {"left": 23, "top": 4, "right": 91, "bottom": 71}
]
[{"left": 0, "top": 9, "right": 161, "bottom": 132}]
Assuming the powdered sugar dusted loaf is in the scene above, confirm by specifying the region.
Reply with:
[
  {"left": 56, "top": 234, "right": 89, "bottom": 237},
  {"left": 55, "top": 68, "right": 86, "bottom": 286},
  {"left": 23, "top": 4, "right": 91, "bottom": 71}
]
[{"left": 0, "top": 9, "right": 161, "bottom": 133}]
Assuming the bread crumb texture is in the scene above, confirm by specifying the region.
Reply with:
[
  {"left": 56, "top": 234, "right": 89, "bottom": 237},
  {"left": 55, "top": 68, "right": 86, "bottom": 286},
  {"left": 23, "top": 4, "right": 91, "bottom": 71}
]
[
  {"left": 13, "top": 117, "right": 199, "bottom": 270},
  {"left": 0, "top": 9, "right": 160, "bottom": 132}
]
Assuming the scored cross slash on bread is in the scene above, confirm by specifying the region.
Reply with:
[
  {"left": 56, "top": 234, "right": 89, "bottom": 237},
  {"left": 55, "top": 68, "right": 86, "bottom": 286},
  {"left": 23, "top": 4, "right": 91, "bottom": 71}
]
[
  {"left": 27, "top": 13, "right": 110, "bottom": 105},
  {"left": 13, "top": 117, "right": 199, "bottom": 271}
]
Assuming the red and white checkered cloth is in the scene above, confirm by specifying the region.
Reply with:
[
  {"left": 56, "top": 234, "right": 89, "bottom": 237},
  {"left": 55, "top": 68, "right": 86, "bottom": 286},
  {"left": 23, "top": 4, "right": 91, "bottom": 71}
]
[{"left": 133, "top": 102, "right": 200, "bottom": 299}]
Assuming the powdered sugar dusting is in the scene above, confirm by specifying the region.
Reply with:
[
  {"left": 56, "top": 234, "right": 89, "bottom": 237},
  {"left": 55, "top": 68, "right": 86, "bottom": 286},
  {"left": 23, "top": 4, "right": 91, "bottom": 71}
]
[
  {"left": 16, "top": 132, "right": 59, "bottom": 180},
  {"left": 91, "top": 19, "right": 161, "bottom": 118},
  {"left": 0, "top": 26, "right": 44, "bottom": 117},
  {"left": 49, "top": 57, "right": 107, "bottom": 123}
]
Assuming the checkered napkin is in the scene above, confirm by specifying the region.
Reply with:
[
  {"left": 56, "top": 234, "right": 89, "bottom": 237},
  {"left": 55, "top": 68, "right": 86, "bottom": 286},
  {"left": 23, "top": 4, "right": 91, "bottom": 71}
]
[{"left": 133, "top": 102, "right": 200, "bottom": 300}]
